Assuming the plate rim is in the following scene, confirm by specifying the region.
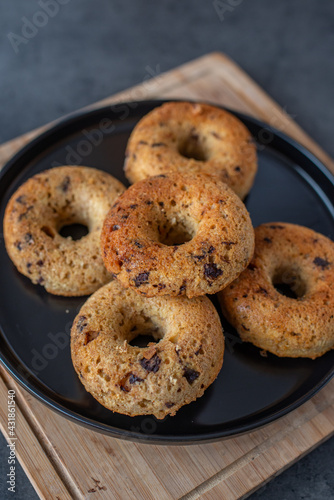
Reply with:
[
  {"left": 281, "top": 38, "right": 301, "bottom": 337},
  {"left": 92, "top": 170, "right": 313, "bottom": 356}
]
[{"left": 0, "top": 99, "right": 333, "bottom": 445}]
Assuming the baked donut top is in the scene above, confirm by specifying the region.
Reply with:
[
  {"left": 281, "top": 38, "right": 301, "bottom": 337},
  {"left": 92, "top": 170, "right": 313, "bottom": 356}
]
[
  {"left": 101, "top": 172, "right": 254, "bottom": 298},
  {"left": 124, "top": 101, "right": 257, "bottom": 199},
  {"left": 3, "top": 165, "right": 125, "bottom": 296},
  {"left": 219, "top": 223, "right": 334, "bottom": 358},
  {"left": 71, "top": 280, "right": 224, "bottom": 419}
]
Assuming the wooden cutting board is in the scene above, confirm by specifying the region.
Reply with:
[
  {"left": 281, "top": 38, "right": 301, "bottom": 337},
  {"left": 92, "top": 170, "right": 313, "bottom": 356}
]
[{"left": 0, "top": 52, "right": 333, "bottom": 500}]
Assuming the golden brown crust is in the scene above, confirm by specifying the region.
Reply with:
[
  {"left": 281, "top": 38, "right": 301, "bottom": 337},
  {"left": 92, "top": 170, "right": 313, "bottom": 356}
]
[
  {"left": 4, "top": 166, "right": 126, "bottom": 296},
  {"left": 101, "top": 172, "right": 255, "bottom": 298},
  {"left": 218, "top": 223, "right": 334, "bottom": 359},
  {"left": 124, "top": 101, "right": 258, "bottom": 199},
  {"left": 71, "top": 280, "right": 224, "bottom": 419}
]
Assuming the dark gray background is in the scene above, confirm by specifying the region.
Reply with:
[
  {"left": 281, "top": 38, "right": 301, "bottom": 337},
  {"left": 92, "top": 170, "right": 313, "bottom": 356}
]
[{"left": 0, "top": 1, "right": 333, "bottom": 498}]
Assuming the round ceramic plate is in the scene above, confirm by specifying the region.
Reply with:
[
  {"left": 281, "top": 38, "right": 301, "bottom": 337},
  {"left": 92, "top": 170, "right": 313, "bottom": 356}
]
[{"left": 0, "top": 100, "right": 333, "bottom": 444}]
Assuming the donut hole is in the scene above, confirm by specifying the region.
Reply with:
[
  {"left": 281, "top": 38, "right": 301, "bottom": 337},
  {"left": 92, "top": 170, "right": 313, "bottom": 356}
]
[
  {"left": 128, "top": 315, "right": 164, "bottom": 348},
  {"left": 129, "top": 334, "right": 158, "bottom": 348},
  {"left": 178, "top": 133, "right": 208, "bottom": 162},
  {"left": 272, "top": 267, "right": 307, "bottom": 299},
  {"left": 158, "top": 214, "right": 197, "bottom": 246},
  {"left": 59, "top": 223, "right": 89, "bottom": 241},
  {"left": 161, "top": 223, "right": 194, "bottom": 246}
]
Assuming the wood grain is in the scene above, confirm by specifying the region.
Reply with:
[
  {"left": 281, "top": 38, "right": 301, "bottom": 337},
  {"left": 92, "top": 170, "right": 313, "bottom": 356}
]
[{"left": 0, "top": 52, "right": 333, "bottom": 500}]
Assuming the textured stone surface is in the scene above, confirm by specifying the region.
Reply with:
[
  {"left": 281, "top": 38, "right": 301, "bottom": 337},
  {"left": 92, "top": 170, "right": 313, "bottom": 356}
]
[{"left": 0, "top": 0, "right": 333, "bottom": 498}]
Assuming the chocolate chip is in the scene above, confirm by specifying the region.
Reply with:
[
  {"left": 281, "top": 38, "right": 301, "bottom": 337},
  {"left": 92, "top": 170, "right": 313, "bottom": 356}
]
[
  {"left": 24, "top": 233, "right": 34, "bottom": 244},
  {"left": 204, "top": 263, "right": 223, "bottom": 280},
  {"left": 120, "top": 372, "right": 142, "bottom": 392},
  {"left": 60, "top": 176, "right": 70, "bottom": 192},
  {"left": 158, "top": 283, "right": 166, "bottom": 291},
  {"left": 134, "top": 272, "right": 150, "bottom": 287},
  {"left": 151, "top": 142, "right": 167, "bottom": 147},
  {"left": 183, "top": 367, "right": 199, "bottom": 384},
  {"left": 120, "top": 384, "right": 130, "bottom": 393},
  {"left": 37, "top": 277, "right": 44, "bottom": 284},
  {"left": 264, "top": 237, "right": 272, "bottom": 243},
  {"left": 242, "top": 293, "right": 248, "bottom": 298},
  {"left": 234, "top": 166, "right": 241, "bottom": 172},
  {"left": 129, "top": 374, "right": 144, "bottom": 384},
  {"left": 18, "top": 206, "right": 33, "bottom": 221},
  {"left": 36, "top": 260, "right": 44, "bottom": 266},
  {"left": 242, "top": 324, "right": 250, "bottom": 331},
  {"left": 140, "top": 353, "right": 161, "bottom": 373},
  {"left": 121, "top": 215, "right": 128, "bottom": 219},
  {"left": 313, "top": 257, "right": 330, "bottom": 270},
  {"left": 156, "top": 174, "right": 167, "bottom": 178},
  {"left": 178, "top": 280, "right": 187, "bottom": 295},
  {"left": 84, "top": 331, "right": 100, "bottom": 345},
  {"left": 145, "top": 200, "right": 153, "bottom": 205},
  {"left": 77, "top": 315, "right": 88, "bottom": 333},
  {"left": 208, "top": 246, "right": 215, "bottom": 254},
  {"left": 134, "top": 241, "right": 143, "bottom": 248},
  {"left": 165, "top": 402, "right": 175, "bottom": 408},
  {"left": 15, "top": 241, "right": 22, "bottom": 251},
  {"left": 112, "top": 225, "right": 120, "bottom": 231},
  {"left": 16, "top": 195, "right": 26, "bottom": 204},
  {"left": 158, "top": 201, "right": 164, "bottom": 207},
  {"left": 194, "top": 345, "right": 203, "bottom": 356},
  {"left": 256, "top": 287, "right": 268, "bottom": 296},
  {"left": 130, "top": 204, "right": 138, "bottom": 209},
  {"left": 221, "top": 241, "right": 236, "bottom": 246},
  {"left": 193, "top": 254, "right": 205, "bottom": 261}
]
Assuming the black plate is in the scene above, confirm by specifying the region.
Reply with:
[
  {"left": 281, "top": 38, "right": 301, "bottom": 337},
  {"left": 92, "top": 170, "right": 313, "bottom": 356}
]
[{"left": 0, "top": 100, "right": 333, "bottom": 444}]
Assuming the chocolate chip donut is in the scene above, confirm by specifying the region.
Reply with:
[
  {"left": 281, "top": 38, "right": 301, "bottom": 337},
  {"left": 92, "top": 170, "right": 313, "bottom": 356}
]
[
  {"left": 101, "top": 172, "right": 255, "bottom": 298},
  {"left": 219, "top": 223, "right": 334, "bottom": 359},
  {"left": 124, "top": 101, "right": 257, "bottom": 199},
  {"left": 71, "top": 280, "right": 224, "bottom": 419},
  {"left": 4, "top": 166, "right": 125, "bottom": 296}
]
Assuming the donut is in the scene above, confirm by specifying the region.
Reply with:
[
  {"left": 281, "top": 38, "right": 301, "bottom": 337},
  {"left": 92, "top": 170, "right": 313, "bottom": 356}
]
[
  {"left": 124, "top": 101, "right": 257, "bottom": 199},
  {"left": 71, "top": 280, "right": 224, "bottom": 419},
  {"left": 218, "top": 223, "right": 334, "bottom": 359},
  {"left": 101, "top": 172, "right": 255, "bottom": 298},
  {"left": 4, "top": 166, "right": 126, "bottom": 296}
]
